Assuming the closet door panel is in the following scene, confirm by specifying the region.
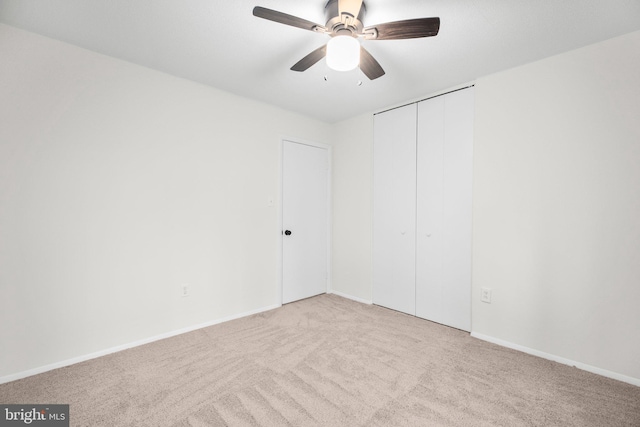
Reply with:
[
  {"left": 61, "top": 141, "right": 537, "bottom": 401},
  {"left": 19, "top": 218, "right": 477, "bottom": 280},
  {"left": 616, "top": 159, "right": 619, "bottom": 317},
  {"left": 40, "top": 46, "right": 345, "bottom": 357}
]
[
  {"left": 373, "top": 104, "right": 417, "bottom": 315},
  {"left": 416, "top": 97, "right": 445, "bottom": 322},
  {"left": 441, "top": 88, "right": 474, "bottom": 331},
  {"left": 416, "top": 87, "right": 474, "bottom": 331}
]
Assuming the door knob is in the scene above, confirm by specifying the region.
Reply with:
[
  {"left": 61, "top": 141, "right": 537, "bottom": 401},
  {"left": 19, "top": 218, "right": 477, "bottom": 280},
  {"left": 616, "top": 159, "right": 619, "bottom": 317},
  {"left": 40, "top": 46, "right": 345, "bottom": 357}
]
[{"left": 284, "top": 230, "right": 292, "bottom": 236}]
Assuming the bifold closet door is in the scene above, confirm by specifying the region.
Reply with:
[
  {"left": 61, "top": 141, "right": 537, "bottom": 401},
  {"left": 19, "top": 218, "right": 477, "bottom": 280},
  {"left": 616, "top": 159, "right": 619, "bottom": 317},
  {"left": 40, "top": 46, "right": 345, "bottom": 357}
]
[
  {"left": 373, "top": 104, "right": 417, "bottom": 315},
  {"left": 416, "top": 88, "right": 474, "bottom": 331}
]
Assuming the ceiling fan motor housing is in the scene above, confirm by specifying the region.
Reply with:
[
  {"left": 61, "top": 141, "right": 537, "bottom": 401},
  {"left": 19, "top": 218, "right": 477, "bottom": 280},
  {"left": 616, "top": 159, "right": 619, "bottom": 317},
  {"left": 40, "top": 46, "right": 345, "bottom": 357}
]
[{"left": 324, "top": 0, "right": 366, "bottom": 37}]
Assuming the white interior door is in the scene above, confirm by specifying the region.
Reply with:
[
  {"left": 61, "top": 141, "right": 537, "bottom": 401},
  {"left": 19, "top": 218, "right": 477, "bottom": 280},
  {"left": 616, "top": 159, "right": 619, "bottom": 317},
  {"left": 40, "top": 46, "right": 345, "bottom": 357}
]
[
  {"left": 441, "top": 88, "right": 474, "bottom": 331},
  {"left": 416, "top": 96, "right": 445, "bottom": 323},
  {"left": 282, "top": 140, "right": 329, "bottom": 304},
  {"left": 373, "top": 104, "right": 417, "bottom": 315},
  {"left": 416, "top": 88, "right": 474, "bottom": 331}
]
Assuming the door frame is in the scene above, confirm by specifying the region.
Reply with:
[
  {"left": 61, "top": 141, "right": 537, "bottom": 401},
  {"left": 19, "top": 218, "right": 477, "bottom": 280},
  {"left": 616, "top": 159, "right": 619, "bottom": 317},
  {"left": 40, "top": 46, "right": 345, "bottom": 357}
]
[{"left": 277, "top": 137, "right": 332, "bottom": 305}]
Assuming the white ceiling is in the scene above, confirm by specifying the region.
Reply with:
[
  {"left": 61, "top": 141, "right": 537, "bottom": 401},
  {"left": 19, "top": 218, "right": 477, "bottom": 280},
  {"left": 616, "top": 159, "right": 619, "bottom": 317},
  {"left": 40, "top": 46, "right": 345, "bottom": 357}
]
[{"left": 2, "top": 0, "right": 640, "bottom": 123}]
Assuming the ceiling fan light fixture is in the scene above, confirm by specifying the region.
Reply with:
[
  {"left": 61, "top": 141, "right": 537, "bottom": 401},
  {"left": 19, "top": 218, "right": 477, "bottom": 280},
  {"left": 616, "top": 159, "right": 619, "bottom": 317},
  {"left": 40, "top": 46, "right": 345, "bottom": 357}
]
[
  {"left": 326, "top": 35, "right": 360, "bottom": 71},
  {"left": 253, "top": 3, "right": 440, "bottom": 80}
]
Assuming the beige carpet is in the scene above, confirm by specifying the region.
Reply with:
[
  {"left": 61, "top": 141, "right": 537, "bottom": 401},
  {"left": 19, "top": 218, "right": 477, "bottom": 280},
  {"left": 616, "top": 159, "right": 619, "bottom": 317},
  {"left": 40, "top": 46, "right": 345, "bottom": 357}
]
[{"left": 1, "top": 294, "right": 639, "bottom": 426}]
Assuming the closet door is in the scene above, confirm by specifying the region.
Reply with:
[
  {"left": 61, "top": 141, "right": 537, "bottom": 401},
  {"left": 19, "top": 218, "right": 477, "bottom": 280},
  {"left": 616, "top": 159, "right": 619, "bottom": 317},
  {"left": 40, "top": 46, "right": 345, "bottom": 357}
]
[
  {"left": 416, "top": 88, "right": 474, "bottom": 331},
  {"left": 373, "top": 104, "right": 417, "bottom": 315},
  {"left": 416, "top": 96, "right": 445, "bottom": 323}
]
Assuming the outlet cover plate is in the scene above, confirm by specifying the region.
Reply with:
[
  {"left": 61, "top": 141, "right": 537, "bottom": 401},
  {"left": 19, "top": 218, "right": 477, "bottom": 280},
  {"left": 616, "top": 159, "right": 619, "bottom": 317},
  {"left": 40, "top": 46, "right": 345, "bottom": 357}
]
[{"left": 481, "top": 287, "right": 492, "bottom": 303}]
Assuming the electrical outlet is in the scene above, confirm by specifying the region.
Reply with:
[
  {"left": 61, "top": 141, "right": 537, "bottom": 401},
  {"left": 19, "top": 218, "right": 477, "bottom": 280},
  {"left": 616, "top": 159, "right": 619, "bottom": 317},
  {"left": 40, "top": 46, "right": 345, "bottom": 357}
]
[
  {"left": 481, "top": 287, "right": 492, "bottom": 303},
  {"left": 181, "top": 284, "right": 189, "bottom": 297}
]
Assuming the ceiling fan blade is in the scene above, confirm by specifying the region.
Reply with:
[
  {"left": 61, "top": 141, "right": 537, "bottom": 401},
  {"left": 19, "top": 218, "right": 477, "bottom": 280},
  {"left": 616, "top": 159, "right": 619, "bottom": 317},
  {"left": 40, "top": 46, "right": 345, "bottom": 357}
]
[
  {"left": 253, "top": 6, "right": 326, "bottom": 33},
  {"left": 338, "top": 0, "right": 364, "bottom": 18},
  {"left": 359, "top": 46, "right": 385, "bottom": 80},
  {"left": 291, "top": 45, "right": 327, "bottom": 72},
  {"left": 364, "top": 17, "right": 440, "bottom": 40}
]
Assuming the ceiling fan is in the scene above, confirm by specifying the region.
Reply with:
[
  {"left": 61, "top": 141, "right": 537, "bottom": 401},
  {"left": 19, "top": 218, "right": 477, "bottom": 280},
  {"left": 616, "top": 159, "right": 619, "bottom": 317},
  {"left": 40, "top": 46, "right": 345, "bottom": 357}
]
[{"left": 253, "top": 0, "right": 440, "bottom": 80}]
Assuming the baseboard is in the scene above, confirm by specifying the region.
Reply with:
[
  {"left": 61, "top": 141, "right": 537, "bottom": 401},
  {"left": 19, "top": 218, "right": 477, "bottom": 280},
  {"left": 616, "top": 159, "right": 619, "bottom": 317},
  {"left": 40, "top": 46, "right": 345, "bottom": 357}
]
[
  {"left": 470, "top": 332, "right": 640, "bottom": 387},
  {"left": 0, "top": 303, "right": 281, "bottom": 385},
  {"left": 328, "top": 290, "right": 372, "bottom": 305}
]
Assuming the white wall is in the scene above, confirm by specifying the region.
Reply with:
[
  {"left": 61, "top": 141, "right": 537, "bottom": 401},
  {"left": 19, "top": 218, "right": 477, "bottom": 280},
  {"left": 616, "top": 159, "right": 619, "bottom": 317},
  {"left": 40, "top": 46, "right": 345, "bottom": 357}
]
[
  {"left": 472, "top": 30, "right": 640, "bottom": 381},
  {"left": 0, "top": 24, "right": 331, "bottom": 379},
  {"left": 327, "top": 114, "right": 373, "bottom": 303}
]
